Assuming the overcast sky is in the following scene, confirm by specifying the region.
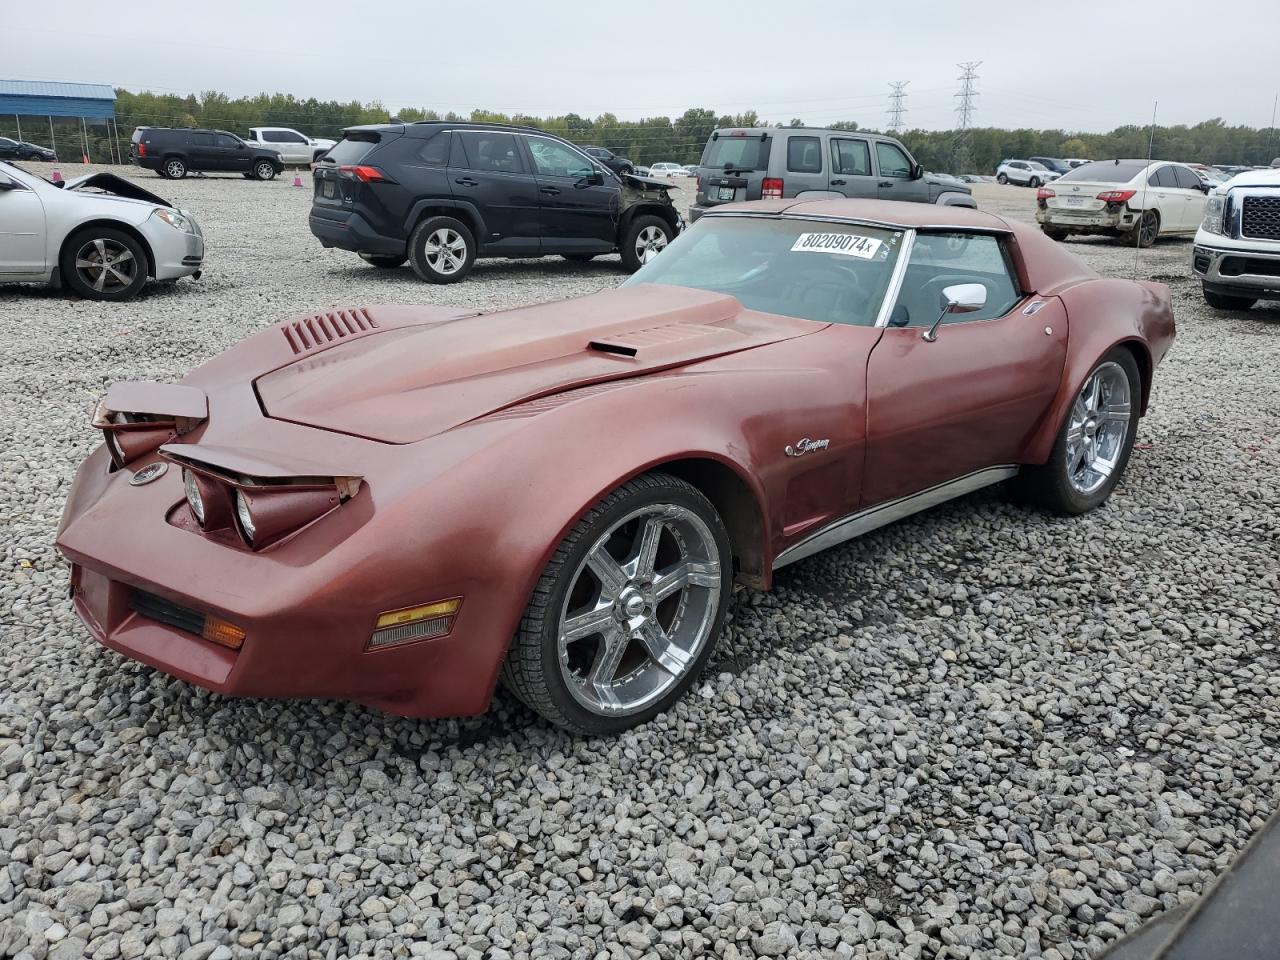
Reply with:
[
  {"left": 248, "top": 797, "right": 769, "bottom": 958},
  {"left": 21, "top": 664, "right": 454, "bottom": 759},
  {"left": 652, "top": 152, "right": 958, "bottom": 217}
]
[{"left": 4, "top": 0, "right": 1277, "bottom": 133}]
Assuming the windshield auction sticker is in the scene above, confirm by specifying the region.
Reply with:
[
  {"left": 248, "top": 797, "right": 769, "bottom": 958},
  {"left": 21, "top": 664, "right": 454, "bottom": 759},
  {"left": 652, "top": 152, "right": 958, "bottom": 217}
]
[{"left": 790, "top": 232, "right": 882, "bottom": 259}]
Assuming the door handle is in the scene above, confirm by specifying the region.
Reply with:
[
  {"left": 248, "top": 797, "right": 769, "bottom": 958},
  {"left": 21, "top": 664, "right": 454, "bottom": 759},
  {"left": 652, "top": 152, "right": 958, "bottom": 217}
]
[
  {"left": 540, "top": 186, "right": 561, "bottom": 195},
  {"left": 454, "top": 177, "right": 478, "bottom": 187},
  {"left": 831, "top": 179, "right": 847, "bottom": 186},
  {"left": 878, "top": 181, "right": 893, "bottom": 187}
]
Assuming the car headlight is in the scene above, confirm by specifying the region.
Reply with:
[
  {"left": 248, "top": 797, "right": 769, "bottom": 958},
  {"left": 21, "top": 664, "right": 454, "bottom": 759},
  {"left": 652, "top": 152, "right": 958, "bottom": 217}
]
[
  {"left": 234, "top": 490, "right": 256, "bottom": 543},
  {"left": 183, "top": 469, "right": 206, "bottom": 525},
  {"left": 1201, "top": 194, "right": 1228, "bottom": 235},
  {"left": 152, "top": 208, "right": 195, "bottom": 233}
]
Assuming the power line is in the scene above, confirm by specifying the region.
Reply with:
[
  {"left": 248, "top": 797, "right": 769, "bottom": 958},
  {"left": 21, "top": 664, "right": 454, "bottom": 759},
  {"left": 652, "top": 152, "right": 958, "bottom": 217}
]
[
  {"left": 887, "top": 81, "right": 909, "bottom": 134},
  {"left": 953, "top": 60, "right": 981, "bottom": 172}
]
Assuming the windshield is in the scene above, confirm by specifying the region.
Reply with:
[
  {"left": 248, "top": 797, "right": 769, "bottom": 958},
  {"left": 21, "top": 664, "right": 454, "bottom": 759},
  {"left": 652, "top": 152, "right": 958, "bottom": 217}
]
[
  {"left": 702, "top": 134, "right": 771, "bottom": 172},
  {"left": 1058, "top": 160, "right": 1149, "bottom": 183},
  {"left": 623, "top": 216, "right": 905, "bottom": 326}
]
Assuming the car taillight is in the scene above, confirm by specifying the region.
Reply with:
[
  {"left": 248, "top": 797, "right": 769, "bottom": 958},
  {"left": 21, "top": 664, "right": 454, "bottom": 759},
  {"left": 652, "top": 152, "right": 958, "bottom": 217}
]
[
  {"left": 338, "top": 165, "right": 394, "bottom": 184},
  {"left": 1036, "top": 187, "right": 1055, "bottom": 200},
  {"left": 137, "top": 143, "right": 146, "bottom": 157},
  {"left": 1097, "top": 189, "right": 1137, "bottom": 204},
  {"left": 762, "top": 177, "right": 784, "bottom": 199}
]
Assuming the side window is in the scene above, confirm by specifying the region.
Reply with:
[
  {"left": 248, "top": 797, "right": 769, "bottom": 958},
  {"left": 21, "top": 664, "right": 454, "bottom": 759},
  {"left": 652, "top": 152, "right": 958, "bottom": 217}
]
[
  {"left": 1172, "top": 166, "right": 1202, "bottom": 190},
  {"left": 830, "top": 138, "right": 871, "bottom": 176},
  {"left": 786, "top": 136, "right": 822, "bottom": 173},
  {"left": 284, "top": 132, "right": 307, "bottom": 144},
  {"left": 896, "top": 233, "right": 1021, "bottom": 326},
  {"left": 455, "top": 132, "right": 524, "bottom": 174},
  {"left": 262, "top": 131, "right": 284, "bottom": 142},
  {"left": 216, "top": 134, "right": 241, "bottom": 149},
  {"left": 876, "top": 142, "right": 912, "bottom": 178},
  {"left": 418, "top": 132, "right": 449, "bottom": 166},
  {"left": 1149, "top": 166, "right": 1176, "bottom": 188},
  {"left": 525, "top": 136, "right": 593, "bottom": 178},
  {"left": 189, "top": 133, "right": 213, "bottom": 147}
]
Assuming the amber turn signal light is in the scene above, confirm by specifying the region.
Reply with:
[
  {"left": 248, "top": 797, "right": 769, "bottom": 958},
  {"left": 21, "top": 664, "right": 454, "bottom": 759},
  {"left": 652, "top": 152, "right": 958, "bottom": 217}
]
[
  {"left": 369, "top": 598, "right": 461, "bottom": 650},
  {"left": 202, "top": 616, "right": 246, "bottom": 650}
]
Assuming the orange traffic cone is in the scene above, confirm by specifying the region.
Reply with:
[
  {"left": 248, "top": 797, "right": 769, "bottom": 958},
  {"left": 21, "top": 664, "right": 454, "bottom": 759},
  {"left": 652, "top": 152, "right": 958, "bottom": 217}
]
[
  {"left": 82, "top": 152, "right": 90, "bottom": 164},
  {"left": 292, "top": 173, "right": 303, "bottom": 187}
]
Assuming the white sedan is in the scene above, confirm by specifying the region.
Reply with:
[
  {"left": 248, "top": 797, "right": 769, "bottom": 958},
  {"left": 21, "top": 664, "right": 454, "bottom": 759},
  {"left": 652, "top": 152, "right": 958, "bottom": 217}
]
[
  {"left": 0, "top": 161, "right": 204, "bottom": 300},
  {"left": 649, "top": 162, "right": 691, "bottom": 178},
  {"left": 1035, "top": 159, "right": 1209, "bottom": 247}
]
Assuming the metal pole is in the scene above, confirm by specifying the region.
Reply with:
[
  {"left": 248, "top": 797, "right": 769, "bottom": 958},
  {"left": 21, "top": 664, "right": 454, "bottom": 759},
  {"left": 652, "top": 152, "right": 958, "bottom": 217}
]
[
  {"left": 15, "top": 114, "right": 22, "bottom": 141},
  {"left": 49, "top": 116, "right": 56, "bottom": 157},
  {"left": 80, "top": 116, "right": 89, "bottom": 164}
]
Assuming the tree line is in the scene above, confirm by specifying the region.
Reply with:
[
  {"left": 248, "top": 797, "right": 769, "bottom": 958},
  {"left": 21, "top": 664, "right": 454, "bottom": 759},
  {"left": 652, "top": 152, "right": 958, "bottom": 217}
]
[{"left": 1, "top": 87, "right": 1277, "bottom": 173}]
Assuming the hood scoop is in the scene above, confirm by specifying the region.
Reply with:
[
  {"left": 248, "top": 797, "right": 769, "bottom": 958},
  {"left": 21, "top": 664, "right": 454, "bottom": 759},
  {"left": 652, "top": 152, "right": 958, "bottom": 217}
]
[
  {"left": 283, "top": 308, "right": 380, "bottom": 354},
  {"left": 257, "top": 286, "right": 817, "bottom": 443}
]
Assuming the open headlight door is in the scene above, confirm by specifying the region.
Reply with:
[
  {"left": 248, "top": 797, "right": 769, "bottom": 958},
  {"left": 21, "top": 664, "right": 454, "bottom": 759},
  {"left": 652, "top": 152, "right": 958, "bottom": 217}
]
[{"left": 93, "top": 382, "right": 208, "bottom": 469}]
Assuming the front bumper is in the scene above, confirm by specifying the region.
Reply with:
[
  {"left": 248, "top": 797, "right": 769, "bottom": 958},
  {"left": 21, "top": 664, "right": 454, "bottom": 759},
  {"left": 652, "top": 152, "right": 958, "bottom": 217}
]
[
  {"left": 309, "top": 208, "right": 406, "bottom": 256},
  {"left": 1036, "top": 205, "right": 1136, "bottom": 234},
  {"left": 1192, "top": 241, "right": 1280, "bottom": 297},
  {"left": 141, "top": 218, "right": 205, "bottom": 280}
]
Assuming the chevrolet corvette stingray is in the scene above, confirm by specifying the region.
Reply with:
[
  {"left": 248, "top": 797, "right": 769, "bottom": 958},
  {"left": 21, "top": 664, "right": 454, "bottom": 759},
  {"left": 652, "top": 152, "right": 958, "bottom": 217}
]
[{"left": 57, "top": 199, "right": 1175, "bottom": 734}]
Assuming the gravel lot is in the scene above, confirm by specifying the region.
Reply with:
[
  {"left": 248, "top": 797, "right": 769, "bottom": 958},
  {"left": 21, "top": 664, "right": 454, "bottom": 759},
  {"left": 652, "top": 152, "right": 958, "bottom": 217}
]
[{"left": 1, "top": 168, "right": 1277, "bottom": 960}]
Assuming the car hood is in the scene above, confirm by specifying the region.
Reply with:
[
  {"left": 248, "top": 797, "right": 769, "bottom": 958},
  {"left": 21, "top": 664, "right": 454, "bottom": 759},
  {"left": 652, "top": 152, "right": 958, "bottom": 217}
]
[
  {"left": 62, "top": 172, "right": 173, "bottom": 207},
  {"left": 256, "top": 285, "right": 819, "bottom": 443}
]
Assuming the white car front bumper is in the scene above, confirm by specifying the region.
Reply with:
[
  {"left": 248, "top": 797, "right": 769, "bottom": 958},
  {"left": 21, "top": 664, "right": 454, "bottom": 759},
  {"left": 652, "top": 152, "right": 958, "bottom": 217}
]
[{"left": 140, "top": 214, "right": 205, "bottom": 280}]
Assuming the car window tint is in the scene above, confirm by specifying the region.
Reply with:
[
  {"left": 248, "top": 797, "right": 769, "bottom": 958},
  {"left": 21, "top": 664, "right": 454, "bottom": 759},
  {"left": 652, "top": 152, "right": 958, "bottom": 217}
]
[
  {"left": 526, "top": 136, "right": 593, "bottom": 178},
  {"left": 456, "top": 132, "right": 523, "bottom": 174},
  {"left": 1149, "top": 166, "right": 1176, "bottom": 188},
  {"left": 263, "top": 131, "right": 284, "bottom": 142},
  {"left": 787, "top": 136, "right": 822, "bottom": 173},
  {"left": 1059, "top": 160, "right": 1148, "bottom": 183},
  {"left": 285, "top": 132, "right": 307, "bottom": 143},
  {"left": 831, "top": 138, "right": 871, "bottom": 176},
  {"left": 1172, "top": 165, "right": 1202, "bottom": 190},
  {"left": 896, "top": 233, "right": 1021, "bottom": 326},
  {"left": 702, "top": 134, "right": 771, "bottom": 171},
  {"left": 877, "top": 142, "right": 912, "bottom": 178},
  {"left": 216, "top": 134, "right": 240, "bottom": 148},
  {"left": 190, "top": 133, "right": 213, "bottom": 147},
  {"left": 417, "top": 132, "right": 449, "bottom": 166}
]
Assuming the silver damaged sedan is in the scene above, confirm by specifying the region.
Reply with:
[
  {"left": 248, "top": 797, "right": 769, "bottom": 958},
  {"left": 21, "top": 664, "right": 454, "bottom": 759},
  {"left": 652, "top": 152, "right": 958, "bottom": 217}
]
[{"left": 0, "top": 160, "right": 204, "bottom": 301}]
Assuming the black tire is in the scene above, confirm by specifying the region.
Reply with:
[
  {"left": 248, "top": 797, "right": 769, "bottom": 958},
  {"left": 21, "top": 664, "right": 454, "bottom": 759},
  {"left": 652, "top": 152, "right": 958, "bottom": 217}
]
[
  {"left": 1202, "top": 286, "right": 1257, "bottom": 311},
  {"left": 620, "top": 164, "right": 634, "bottom": 176},
  {"left": 562, "top": 253, "right": 597, "bottom": 263},
  {"left": 501, "top": 471, "right": 732, "bottom": 735},
  {"left": 996, "top": 173, "right": 1009, "bottom": 184},
  {"left": 60, "top": 227, "right": 150, "bottom": 302},
  {"left": 254, "top": 160, "right": 277, "bottom": 181},
  {"left": 1042, "top": 226, "right": 1069, "bottom": 242},
  {"left": 162, "top": 157, "right": 186, "bottom": 180},
  {"left": 1124, "top": 210, "right": 1159, "bottom": 248},
  {"left": 359, "top": 253, "right": 407, "bottom": 269},
  {"left": 1017, "top": 348, "right": 1141, "bottom": 515},
  {"left": 408, "top": 216, "right": 476, "bottom": 284},
  {"left": 620, "top": 214, "right": 674, "bottom": 273},
  {"left": 1029, "top": 177, "right": 1042, "bottom": 188}
]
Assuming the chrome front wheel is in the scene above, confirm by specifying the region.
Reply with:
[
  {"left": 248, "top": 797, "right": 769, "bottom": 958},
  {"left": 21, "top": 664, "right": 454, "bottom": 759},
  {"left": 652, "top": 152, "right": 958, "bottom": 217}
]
[
  {"left": 503, "top": 472, "right": 731, "bottom": 734},
  {"left": 1065, "top": 361, "right": 1132, "bottom": 496}
]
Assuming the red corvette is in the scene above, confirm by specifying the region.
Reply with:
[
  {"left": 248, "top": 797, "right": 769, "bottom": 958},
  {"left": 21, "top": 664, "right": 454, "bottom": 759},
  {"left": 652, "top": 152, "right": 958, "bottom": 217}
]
[{"left": 57, "top": 199, "right": 1175, "bottom": 733}]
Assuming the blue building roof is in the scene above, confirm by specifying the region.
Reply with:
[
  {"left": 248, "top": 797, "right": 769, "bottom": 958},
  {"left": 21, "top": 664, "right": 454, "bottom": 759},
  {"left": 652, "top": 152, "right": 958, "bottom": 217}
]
[
  {"left": 0, "top": 80, "right": 117, "bottom": 120},
  {"left": 0, "top": 80, "right": 116, "bottom": 101}
]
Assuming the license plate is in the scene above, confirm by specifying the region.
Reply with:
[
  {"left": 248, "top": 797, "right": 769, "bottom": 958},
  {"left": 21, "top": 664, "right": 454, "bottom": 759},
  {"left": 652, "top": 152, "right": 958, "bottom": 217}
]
[
  {"left": 1065, "top": 197, "right": 1087, "bottom": 207},
  {"left": 717, "top": 187, "right": 735, "bottom": 201},
  {"left": 322, "top": 180, "right": 336, "bottom": 199}
]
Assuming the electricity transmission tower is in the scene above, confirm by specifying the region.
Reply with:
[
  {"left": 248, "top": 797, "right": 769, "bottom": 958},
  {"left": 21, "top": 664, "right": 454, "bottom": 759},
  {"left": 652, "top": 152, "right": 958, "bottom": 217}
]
[
  {"left": 887, "top": 81, "right": 909, "bottom": 133},
  {"left": 953, "top": 61, "right": 982, "bottom": 173}
]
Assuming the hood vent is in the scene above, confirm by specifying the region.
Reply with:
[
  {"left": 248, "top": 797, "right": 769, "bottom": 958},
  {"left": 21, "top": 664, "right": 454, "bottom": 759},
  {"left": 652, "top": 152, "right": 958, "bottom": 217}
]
[{"left": 283, "top": 308, "right": 379, "bottom": 354}]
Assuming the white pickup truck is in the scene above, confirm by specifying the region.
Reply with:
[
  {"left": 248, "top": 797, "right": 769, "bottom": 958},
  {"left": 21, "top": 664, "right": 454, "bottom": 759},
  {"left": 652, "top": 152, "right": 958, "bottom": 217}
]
[
  {"left": 1193, "top": 166, "right": 1280, "bottom": 311},
  {"left": 245, "top": 127, "right": 336, "bottom": 165}
]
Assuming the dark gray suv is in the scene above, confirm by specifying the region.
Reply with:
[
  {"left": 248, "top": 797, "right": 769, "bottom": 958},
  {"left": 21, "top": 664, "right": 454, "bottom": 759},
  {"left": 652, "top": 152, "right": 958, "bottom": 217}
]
[{"left": 690, "top": 127, "right": 975, "bottom": 221}]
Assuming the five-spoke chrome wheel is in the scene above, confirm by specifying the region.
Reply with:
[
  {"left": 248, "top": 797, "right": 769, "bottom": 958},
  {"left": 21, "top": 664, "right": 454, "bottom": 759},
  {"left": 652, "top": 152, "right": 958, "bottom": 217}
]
[
  {"left": 635, "top": 225, "right": 669, "bottom": 265},
  {"left": 74, "top": 237, "right": 138, "bottom": 295},
  {"left": 423, "top": 228, "right": 467, "bottom": 275},
  {"left": 1065, "top": 361, "right": 1132, "bottom": 495},
  {"left": 558, "top": 503, "right": 721, "bottom": 716}
]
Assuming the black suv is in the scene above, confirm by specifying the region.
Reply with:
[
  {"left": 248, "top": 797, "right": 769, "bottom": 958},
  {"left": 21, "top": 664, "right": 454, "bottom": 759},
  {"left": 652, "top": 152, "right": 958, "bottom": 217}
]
[
  {"left": 309, "top": 122, "right": 682, "bottom": 283},
  {"left": 581, "top": 145, "right": 634, "bottom": 176},
  {"left": 130, "top": 127, "right": 286, "bottom": 181}
]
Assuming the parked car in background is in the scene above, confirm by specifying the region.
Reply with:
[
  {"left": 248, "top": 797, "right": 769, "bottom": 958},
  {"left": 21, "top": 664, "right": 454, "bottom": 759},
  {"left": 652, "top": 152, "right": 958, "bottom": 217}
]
[
  {"left": 1191, "top": 165, "right": 1229, "bottom": 187},
  {"left": 1193, "top": 166, "right": 1280, "bottom": 310},
  {"left": 1065, "top": 158, "right": 1090, "bottom": 168},
  {"left": 0, "top": 137, "right": 56, "bottom": 162},
  {"left": 997, "top": 160, "right": 1060, "bottom": 187},
  {"left": 649, "top": 162, "right": 688, "bottom": 177},
  {"left": 633, "top": 165, "right": 651, "bottom": 177},
  {"left": 682, "top": 164, "right": 699, "bottom": 175},
  {"left": 57, "top": 199, "right": 1174, "bottom": 733},
  {"left": 1037, "top": 159, "right": 1209, "bottom": 246},
  {"left": 0, "top": 160, "right": 204, "bottom": 300},
  {"left": 691, "top": 126, "right": 974, "bottom": 221},
  {"left": 1029, "top": 156, "right": 1072, "bottom": 175},
  {"left": 309, "top": 122, "right": 683, "bottom": 281},
  {"left": 130, "top": 127, "right": 286, "bottom": 181},
  {"left": 245, "top": 127, "right": 336, "bottom": 165},
  {"left": 580, "top": 145, "right": 634, "bottom": 176}
]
